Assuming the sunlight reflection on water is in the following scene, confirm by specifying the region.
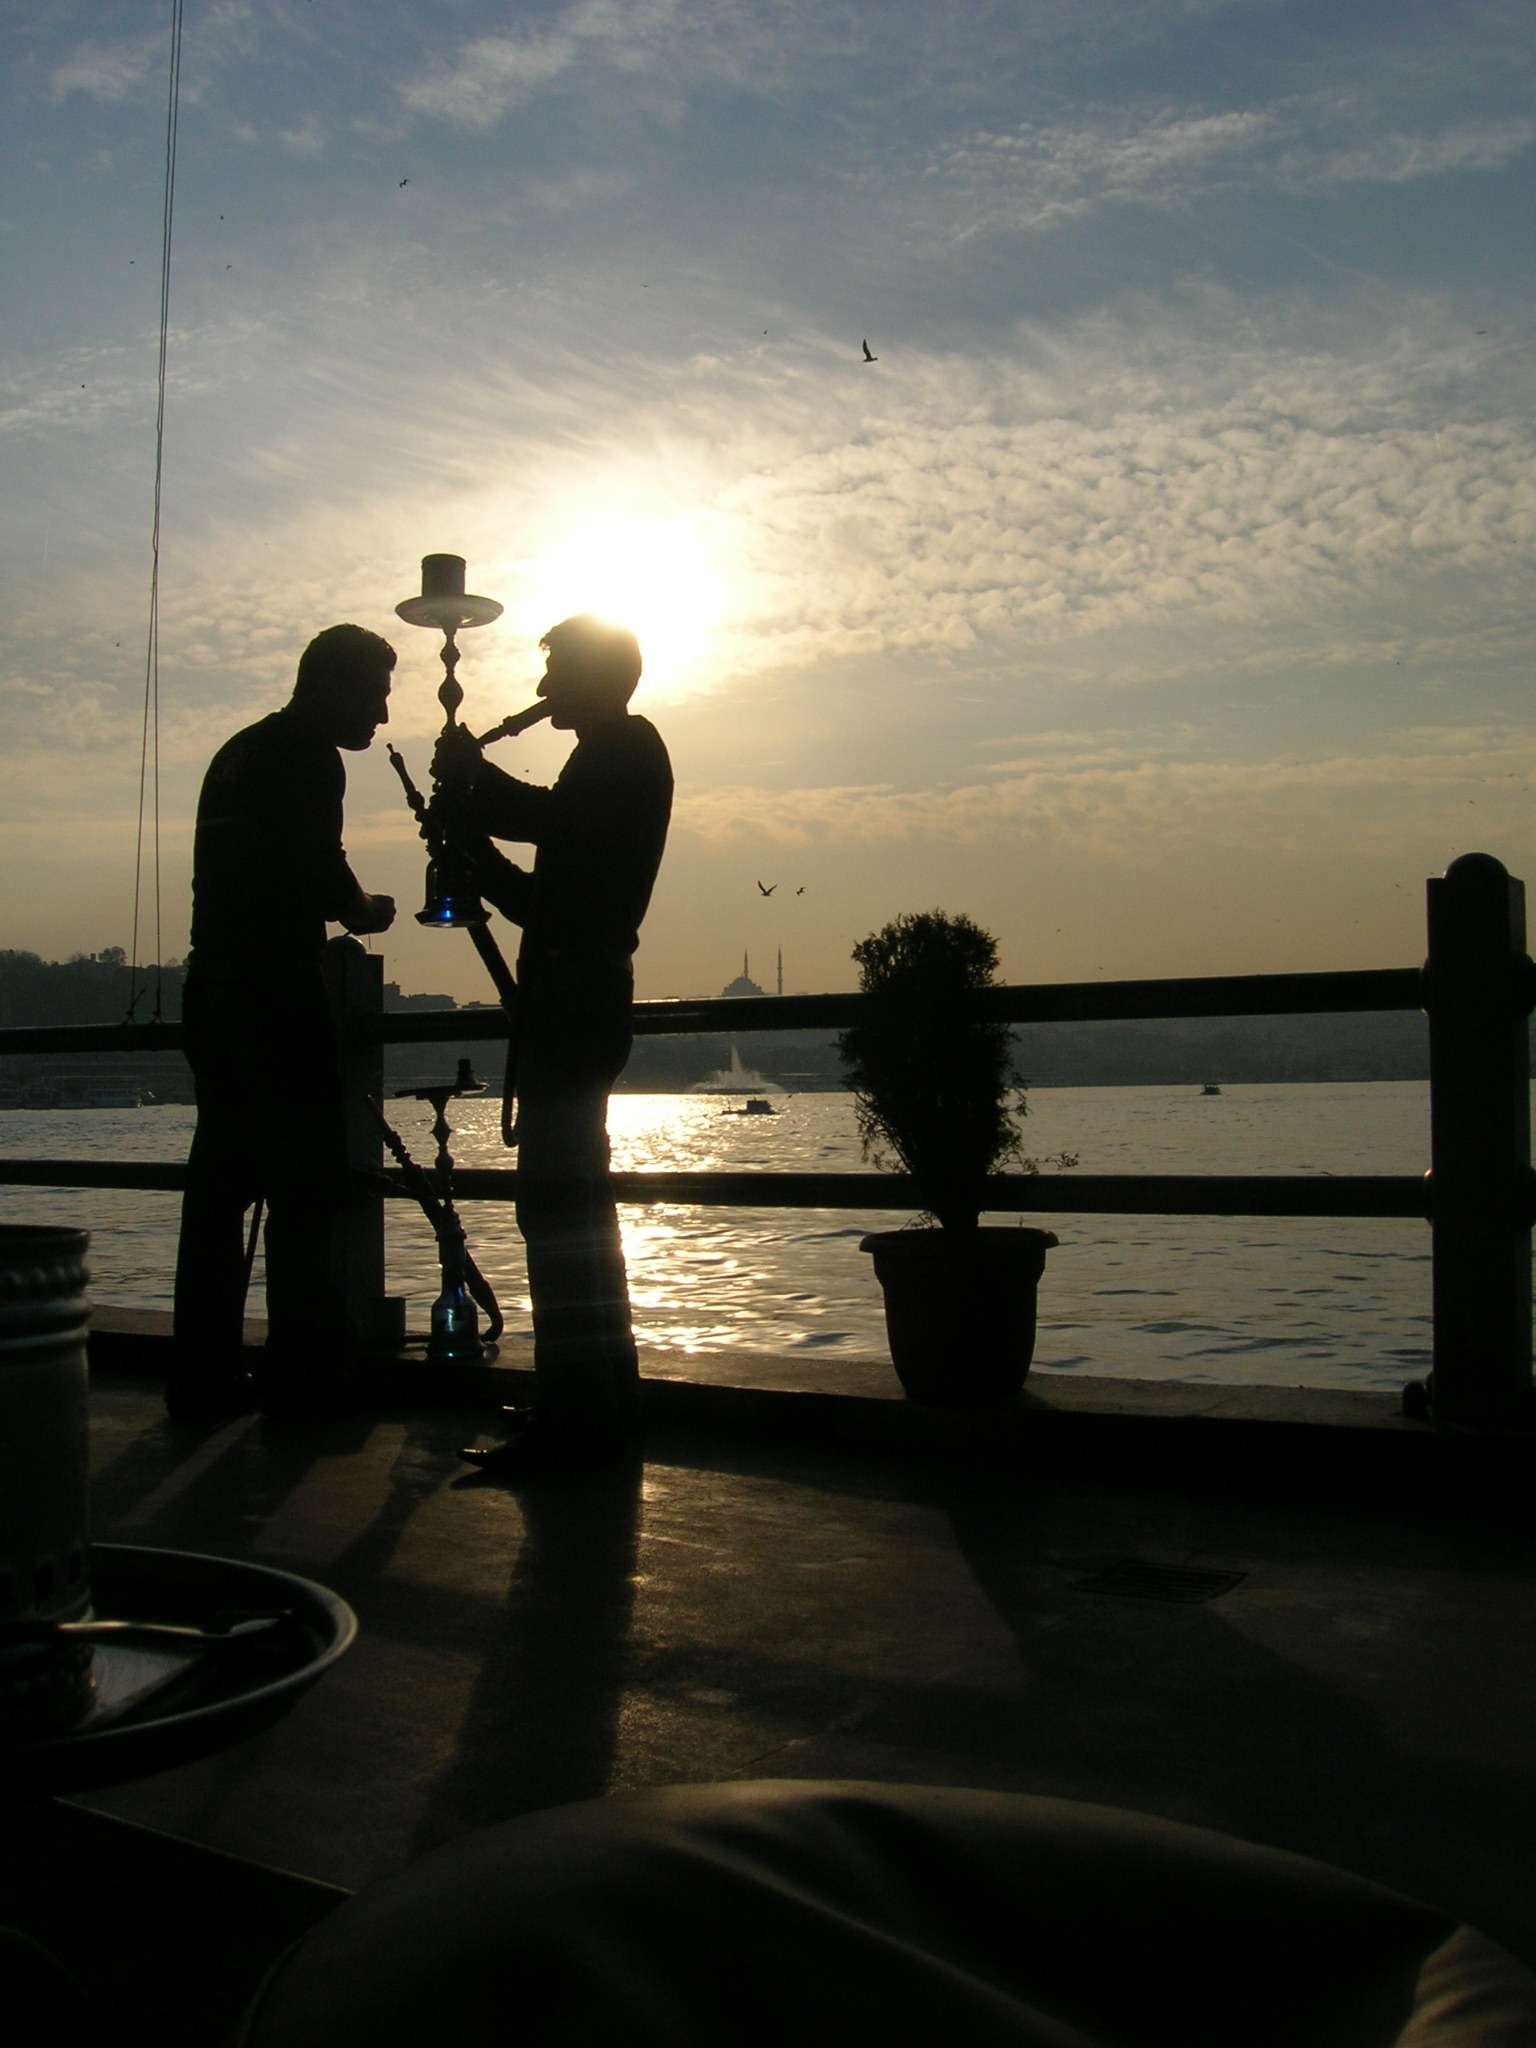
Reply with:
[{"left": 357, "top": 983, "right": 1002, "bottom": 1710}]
[{"left": 0, "top": 1081, "right": 1509, "bottom": 1390}]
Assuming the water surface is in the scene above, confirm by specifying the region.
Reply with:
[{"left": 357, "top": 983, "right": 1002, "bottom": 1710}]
[{"left": 0, "top": 1082, "right": 1475, "bottom": 1390}]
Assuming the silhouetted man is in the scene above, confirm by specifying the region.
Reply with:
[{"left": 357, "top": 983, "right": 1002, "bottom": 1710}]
[
  {"left": 170, "top": 624, "right": 397, "bottom": 1421},
  {"left": 434, "top": 615, "right": 672, "bottom": 1477}
]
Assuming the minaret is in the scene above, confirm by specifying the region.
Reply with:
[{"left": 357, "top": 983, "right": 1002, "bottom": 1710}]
[{"left": 777, "top": 947, "right": 783, "bottom": 996}]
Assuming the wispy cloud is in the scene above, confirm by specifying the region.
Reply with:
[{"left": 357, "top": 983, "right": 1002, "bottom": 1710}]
[
  {"left": 674, "top": 724, "right": 1536, "bottom": 864},
  {"left": 706, "top": 306, "right": 1536, "bottom": 673},
  {"left": 940, "top": 108, "right": 1277, "bottom": 231},
  {"left": 50, "top": 37, "right": 159, "bottom": 106},
  {"left": 8, "top": 282, "right": 1528, "bottom": 770},
  {"left": 936, "top": 97, "right": 1535, "bottom": 239},
  {"left": 276, "top": 117, "right": 327, "bottom": 158},
  {"left": 399, "top": 0, "right": 682, "bottom": 128},
  {"left": 1279, "top": 117, "right": 1536, "bottom": 189}
]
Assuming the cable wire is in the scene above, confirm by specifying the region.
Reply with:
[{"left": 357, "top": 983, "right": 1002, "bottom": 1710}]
[{"left": 127, "top": 0, "right": 184, "bottom": 1023}]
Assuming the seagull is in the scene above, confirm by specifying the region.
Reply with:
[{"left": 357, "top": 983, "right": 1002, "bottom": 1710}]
[
  {"left": 795, "top": 887, "right": 806, "bottom": 895},
  {"left": 861, "top": 339, "right": 877, "bottom": 362},
  {"left": 398, "top": 178, "right": 410, "bottom": 188},
  {"left": 757, "top": 880, "right": 777, "bottom": 897}
]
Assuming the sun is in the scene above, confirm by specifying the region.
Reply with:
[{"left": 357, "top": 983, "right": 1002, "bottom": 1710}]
[{"left": 512, "top": 509, "right": 729, "bottom": 698}]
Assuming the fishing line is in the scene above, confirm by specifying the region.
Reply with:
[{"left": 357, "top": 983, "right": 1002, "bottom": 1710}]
[{"left": 127, "top": 0, "right": 184, "bottom": 1024}]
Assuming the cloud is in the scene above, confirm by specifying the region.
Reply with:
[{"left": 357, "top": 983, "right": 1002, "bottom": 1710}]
[
  {"left": 940, "top": 108, "right": 1277, "bottom": 231},
  {"left": 10, "top": 282, "right": 1528, "bottom": 761},
  {"left": 399, "top": 29, "right": 578, "bottom": 128},
  {"left": 1275, "top": 117, "right": 1536, "bottom": 190},
  {"left": 399, "top": 0, "right": 681, "bottom": 129},
  {"left": 276, "top": 117, "right": 327, "bottom": 158},
  {"left": 702, "top": 310, "right": 1536, "bottom": 676},
  {"left": 673, "top": 722, "right": 1536, "bottom": 865},
  {"left": 0, "top": 318, "right": 276, "bottom": 445},
  {"left": 50, "top": 37, "right": 159, "bottom": 105},
  {"left": 934, "top": 96, "right": 1535, "bottom": 239}
]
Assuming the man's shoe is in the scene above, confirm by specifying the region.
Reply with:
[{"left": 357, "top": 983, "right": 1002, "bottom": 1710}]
[{"left": 164, "top": 1369, "right": 258, "bottom": 1424}]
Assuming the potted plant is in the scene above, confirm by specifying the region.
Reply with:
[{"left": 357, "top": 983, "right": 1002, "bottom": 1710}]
[{"left": 839, "top": 910, "right": 1068, "bottom": 1406}]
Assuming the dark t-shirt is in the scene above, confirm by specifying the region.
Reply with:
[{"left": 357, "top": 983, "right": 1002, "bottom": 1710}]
[
  {"left": 468, "top": 713, "right": 673, "bottom": 977},
  {"left": 187, "top": 708, "right": 360, "bottom": 986}
]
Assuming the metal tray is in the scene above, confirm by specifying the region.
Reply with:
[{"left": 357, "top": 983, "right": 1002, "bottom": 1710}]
[{"left": 5, "top": 1543, "right": 357, "bottom": 1793}]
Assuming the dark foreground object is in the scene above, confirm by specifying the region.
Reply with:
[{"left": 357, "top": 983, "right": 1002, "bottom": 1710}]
[
  {"left": 241, "top": 1779, "right": 1536, "bottom": 2045},
  {"left": 9, "top": 1544, "right": 356, "bottom": 1792},
  {"left": 0, "top": 1225, "right": 93, "bottom": 1737}
]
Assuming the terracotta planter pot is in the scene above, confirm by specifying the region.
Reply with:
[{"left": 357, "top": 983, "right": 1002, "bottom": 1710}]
[{"left": 859, "top": 1226, "right": 1058, "bottom": 1407}]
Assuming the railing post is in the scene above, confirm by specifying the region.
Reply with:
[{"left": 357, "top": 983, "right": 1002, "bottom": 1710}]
[
  {"left": 1423, "top": 853, "right": 1535, "bottom": 1424},
  {"left": 322, "top": 937, "right": 405, "bottom": 1357}
]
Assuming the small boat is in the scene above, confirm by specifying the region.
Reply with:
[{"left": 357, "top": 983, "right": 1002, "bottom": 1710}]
[
  {"left": 1200, "top": 1082, "right": 1222, "bottom": 1097},
  {"left": 723, "top": 1097, "right": 777, "bottom": 1116}
]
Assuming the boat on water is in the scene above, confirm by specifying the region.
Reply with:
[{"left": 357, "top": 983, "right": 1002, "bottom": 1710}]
[{"left": 722, "top": 1097, "right": 777, "bottom": 1116}]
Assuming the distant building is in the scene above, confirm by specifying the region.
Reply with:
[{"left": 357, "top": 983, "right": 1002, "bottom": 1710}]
[
  {"left": 718, "top": 952, "right": 767, "bottom": 999},
  {"left": 382, "top": 982, "right": 456, "bottom": 1012}
]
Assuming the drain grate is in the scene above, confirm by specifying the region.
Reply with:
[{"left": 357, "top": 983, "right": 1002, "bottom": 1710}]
[{"left": 1075, "top": 1560, "right": 1247, "bottom": 1604}]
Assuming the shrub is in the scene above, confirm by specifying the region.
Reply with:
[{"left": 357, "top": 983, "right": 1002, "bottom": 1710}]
[{"left": 839, "top": 910, "right": 1030, "bottom": 1232}]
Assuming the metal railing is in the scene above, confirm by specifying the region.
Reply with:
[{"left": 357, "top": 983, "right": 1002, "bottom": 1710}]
[{"left": 2, "top": 853, "right": 1532, "bottom": 1423}]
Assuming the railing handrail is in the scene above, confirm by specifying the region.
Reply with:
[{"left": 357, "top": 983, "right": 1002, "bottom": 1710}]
[
  {"left": 1, "top": 853, "right": 1530, "bottom": 1423},
  {"left": 0, "top": 963, "right": 1429, "bottom": 1056},
  {"left": 0, "top": 1158, "right": 1438, "bottom": 1220}
]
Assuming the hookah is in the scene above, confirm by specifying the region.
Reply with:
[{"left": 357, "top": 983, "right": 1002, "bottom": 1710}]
[
  {"left": 384, "top": 554, "right": 547, "bottom": 1360},
  {"left": 368, "top": 1061, "right": 502, "bottom": 1364}
]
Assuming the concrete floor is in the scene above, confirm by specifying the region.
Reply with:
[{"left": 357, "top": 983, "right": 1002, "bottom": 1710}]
[{"left": 53, "top": 1335, "right": 1536, "bottom": 2004}]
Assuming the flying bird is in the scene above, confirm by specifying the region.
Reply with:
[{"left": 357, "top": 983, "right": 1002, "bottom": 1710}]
[
  {"left": 398, "top": 178, "right": 410, "bottom": 188},
  {"left": 795, "top": 887, "right": 806, "bottom": 895},
  {"left": 756, "top": 880, "right": 777, "bottom": 896},
  {"left": 861, "top": 339, "right": 877, "bottom": 362}
]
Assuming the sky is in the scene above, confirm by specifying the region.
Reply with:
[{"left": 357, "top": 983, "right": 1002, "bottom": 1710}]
[{"left": 2, "top": 0, "right": 1533, "bottom": 1005}]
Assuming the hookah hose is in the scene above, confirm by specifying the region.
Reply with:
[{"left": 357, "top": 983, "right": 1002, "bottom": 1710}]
[
  {"left": 465, "top": 921, "right": 521, "bottom": 1149},
  {"left": 365, "top": 1097, "right": 504, "bottom": 1342}
]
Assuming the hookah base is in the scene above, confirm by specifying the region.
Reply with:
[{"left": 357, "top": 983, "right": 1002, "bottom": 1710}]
[{"left": 426, "top": 1335, "right": 487, "bottom": 1364}]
